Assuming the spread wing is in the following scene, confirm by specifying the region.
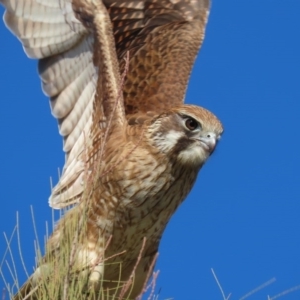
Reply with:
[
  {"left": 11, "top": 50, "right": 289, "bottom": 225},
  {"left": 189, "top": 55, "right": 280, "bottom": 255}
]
[
  {"left": 1, "top": 0, "right": 210, "bottom": 208},
  {"left": 110, "top": 0, "right": 210, "bottom": 114}
]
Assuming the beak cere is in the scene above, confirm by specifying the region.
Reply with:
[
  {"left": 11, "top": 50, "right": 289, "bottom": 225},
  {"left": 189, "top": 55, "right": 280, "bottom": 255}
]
[{"left": 197, "top": 132, "right": 217, "bottom": 153}]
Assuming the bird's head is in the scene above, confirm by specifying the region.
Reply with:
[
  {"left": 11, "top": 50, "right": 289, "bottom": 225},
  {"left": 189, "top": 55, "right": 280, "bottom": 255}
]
[{"left": 147, "top": 105, "right": 223, "bottom": 167}]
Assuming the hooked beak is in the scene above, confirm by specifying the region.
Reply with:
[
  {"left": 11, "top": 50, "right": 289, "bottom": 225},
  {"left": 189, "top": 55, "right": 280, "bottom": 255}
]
[{"left": 196, "top": 132, "right": 217, "bottom": 154}]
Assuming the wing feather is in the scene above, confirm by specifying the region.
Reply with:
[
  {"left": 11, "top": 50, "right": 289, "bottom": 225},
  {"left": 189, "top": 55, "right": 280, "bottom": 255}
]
[
  {"left": 1, "top": 0, "right": 210, "bottom": 209},
  {"left": 2, "top": 0, "right": 86, "bottom": 58}
]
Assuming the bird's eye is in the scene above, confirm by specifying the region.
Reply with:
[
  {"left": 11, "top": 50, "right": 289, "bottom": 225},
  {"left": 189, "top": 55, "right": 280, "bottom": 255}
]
[{"left": 185, "top": 118, "right": 200, "bottom": 131}]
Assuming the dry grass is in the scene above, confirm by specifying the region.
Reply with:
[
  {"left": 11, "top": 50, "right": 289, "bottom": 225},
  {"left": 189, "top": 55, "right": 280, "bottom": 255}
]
[
  {"left": 211, "top": 268, "right": 300, "bottom": 300},
  {"left": 2, "top": 216, "right": 300, "bottom": 300},
  {"left": 0, "top": 209, "right": 161, "bottom": 300}
]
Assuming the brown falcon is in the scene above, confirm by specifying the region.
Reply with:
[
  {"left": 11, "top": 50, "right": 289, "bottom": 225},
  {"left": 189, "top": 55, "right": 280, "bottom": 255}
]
[{"left": 1, "top": 0, "right": 223, "bottom": 299}]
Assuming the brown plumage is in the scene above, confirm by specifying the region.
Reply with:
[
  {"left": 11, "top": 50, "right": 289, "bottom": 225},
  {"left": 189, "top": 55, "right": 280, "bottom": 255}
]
[{"left": 1, "top": 0, "right": 223, "bottom": 299}]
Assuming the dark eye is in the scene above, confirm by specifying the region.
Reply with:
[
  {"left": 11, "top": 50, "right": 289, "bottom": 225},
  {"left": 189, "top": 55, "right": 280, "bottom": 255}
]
[{"left": 185, "top": 118, "right": 200, "bottom": 131}]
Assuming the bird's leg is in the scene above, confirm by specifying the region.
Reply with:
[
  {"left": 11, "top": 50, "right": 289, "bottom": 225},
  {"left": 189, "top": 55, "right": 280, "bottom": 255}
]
[
  {"left": 31, "top": 264, "right": 51, "bottom": 285},
  {"left": 72, "top": 239, "right": 105, "bottom": 296},
  {"left": 88, "top": 262, "right": 104, "bottom": 290}
]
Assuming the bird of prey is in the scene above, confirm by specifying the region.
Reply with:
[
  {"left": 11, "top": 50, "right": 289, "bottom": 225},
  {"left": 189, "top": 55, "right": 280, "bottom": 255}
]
[{"left": 1, "top": 0, "right": 223, "bottom": 299}]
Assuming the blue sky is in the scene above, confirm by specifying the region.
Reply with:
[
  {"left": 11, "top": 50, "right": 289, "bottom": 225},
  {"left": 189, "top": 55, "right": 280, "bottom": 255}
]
[{"left": 0, "top": 1, "right": 300, "bottom": 299}]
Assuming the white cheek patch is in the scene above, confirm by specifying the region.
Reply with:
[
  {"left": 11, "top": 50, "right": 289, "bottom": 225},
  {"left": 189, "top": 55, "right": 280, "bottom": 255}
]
[
  {"left": 156, "top": 130, "right": 183, "bottom": 153},
  {"left": 177, "top": 145, "right": 207, "bottom": 165}
]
